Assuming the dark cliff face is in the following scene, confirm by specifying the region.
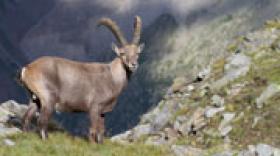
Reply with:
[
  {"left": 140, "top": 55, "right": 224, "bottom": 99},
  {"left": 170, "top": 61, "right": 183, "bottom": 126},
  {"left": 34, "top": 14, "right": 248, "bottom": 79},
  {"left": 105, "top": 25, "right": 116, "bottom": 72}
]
[{"left": 0, "top": 0, "right": 55, "bottom": 102}]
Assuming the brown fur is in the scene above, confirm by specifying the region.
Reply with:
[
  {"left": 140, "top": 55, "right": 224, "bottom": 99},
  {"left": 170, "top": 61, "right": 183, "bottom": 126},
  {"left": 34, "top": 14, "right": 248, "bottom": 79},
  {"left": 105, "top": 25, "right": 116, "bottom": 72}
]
[{"left": 20, "top": 16, "right": 144, "bottom": 143}]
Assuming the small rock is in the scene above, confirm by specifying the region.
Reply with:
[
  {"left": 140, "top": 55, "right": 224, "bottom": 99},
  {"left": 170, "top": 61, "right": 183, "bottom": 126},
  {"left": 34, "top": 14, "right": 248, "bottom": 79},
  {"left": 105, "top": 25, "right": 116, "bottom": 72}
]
[
  {"left": 183, "top": 93, "right": 191, "bottom": 97},
  {"left": 218, "top": 113, "right": 235, "bottom": 137},
  {"left": 174, "top": 115, "right": 188, "bottom": 131},
  {"left": 213, "top": 151, "right": 234, "bottom": 156},
  {"left": 141, "top": 105, "right": 160, "bottom": 124},
  {"left": 233, "top": 112, "right": 244, "bottom": 122},
  {"left": 224, "top": 136, "right": 231, "bottom": 144},
  {"left": 211, "top": 95, "right": 225, "bottom": 107},
  {"left": 171, "top": 145, "right": 203, "bottom": 156},
  {"left": 110, "top": 130, "right": 133, "bottom": 144},
  {"left": 196, "top": 66, "right": 211, "bottom": 82},
  {"left": 187, "top": 85, "right": 195, "bottom": 92},
  {"left": 164, "top": 127, "right": 180, "bottom": 141},
  {"left": 238, "top": 150, "right": 255, "bottom": 156},
  {"left": 179, "top": 107, "right": 206, "bottom": 135},
  {"left": 3, "top": 138, "right": 15, "bottom": 146},
  {"left": 219, "top": 125, "right": 232, "bottom": 137},
  {"left": 228, "top": 83, "right": 246, "bottom": 96},
  {"left": 152, "top": 101, "right": 180, "bottom": 131},
  {"left": 223, "top": 113, "right": 236, "bottom": 122},
  {"left": 199, "top": 83, "right": 211, "bottom": 96},
  {"left": 174, "top": 120, "right": 181, "bottom": 131},
  {"left": 133, "top": 124, "right": 153, "bottom": 139},
  {"left": 176, "top": 115, "right": 188, "bottom": 122},
  {"left": 170, "top": 77, "right": 187, "bottom": 93},
  {"left": 256, "top": 84, "right": 280, "bottom": 109},
  {"left": 203, "top": 128, "right": 220, "bottom": 138},
  {"left": 145, "top": 133, "right": 167, "bottom": 146},
  {"left": 219, "top": 113, "right": 236, "bottom": 128},
  {"left": 212, "top": 54, "right": 251, "bottom": 90},
  {"left": 224, "top": 54, "right": 251, "bottom": 80},
  {"left": 248, "top": 145, "right": 256, "bottom": 153},
  {"left": 0, "top": 107, "right": 12, "bottom": 123},
  {"left": 205, "top": 106, "right": 225, "bottom": 118},
  {"left": 256, "top": 144, "right": 274, "bottom": 156},
  {"left": 0, "top": 124, "right": 21, "bottom": 137},
  {"left": 273, "top": 148, "right": 280, "bottom": 156},
  {"left": 252, "top": 116, "right": 262, "bottom": 128},
  {"left": 0, "top": 100, "right": 27, "bottom": 118}
]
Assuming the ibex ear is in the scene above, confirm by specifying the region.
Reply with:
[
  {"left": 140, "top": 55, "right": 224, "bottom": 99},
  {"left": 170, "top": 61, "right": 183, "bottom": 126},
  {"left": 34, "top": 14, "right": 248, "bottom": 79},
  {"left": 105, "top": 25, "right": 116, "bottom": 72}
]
[
  {"left": 112, "top": 43, "right": 122, "bottom": 56},
  {"left": 138, "top": 43, "right": 145, "bottom": 53}
]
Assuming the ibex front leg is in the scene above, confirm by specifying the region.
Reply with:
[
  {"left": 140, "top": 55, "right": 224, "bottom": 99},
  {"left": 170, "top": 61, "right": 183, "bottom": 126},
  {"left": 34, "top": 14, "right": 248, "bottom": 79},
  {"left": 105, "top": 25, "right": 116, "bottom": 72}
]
[
  {"left": 89, "top": 105, "right": 104, "bottom": 143},
  {"left": 97, "top": 113, "right": 105, "bottom": 143}
]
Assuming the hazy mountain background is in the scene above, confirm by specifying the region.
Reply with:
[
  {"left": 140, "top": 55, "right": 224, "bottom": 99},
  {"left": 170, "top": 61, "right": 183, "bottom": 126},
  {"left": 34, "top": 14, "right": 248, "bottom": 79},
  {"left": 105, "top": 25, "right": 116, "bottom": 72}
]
[{"left": 0, "top": 0, "right": 280, "bottom": 136}]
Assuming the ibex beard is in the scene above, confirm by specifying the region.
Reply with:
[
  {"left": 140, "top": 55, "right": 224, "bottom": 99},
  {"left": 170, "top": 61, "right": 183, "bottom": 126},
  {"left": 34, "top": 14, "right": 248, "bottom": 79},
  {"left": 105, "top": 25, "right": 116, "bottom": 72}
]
[{"left": 18, "top": 16, "right": 144, "bottom": 143}]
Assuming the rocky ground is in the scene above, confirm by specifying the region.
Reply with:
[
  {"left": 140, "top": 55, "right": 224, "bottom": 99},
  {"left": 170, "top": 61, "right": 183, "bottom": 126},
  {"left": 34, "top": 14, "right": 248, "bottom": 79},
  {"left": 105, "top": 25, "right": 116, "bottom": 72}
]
[
  {"left": 0, "top": 100, "right": 62, "bottom": 146},
  {"left": 111, "top": 19, "right": 280, "bottom": 155}
]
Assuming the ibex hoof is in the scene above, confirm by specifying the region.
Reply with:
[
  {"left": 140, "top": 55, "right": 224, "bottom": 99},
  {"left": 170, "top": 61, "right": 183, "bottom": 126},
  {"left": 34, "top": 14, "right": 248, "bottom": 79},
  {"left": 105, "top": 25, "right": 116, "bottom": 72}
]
[
  {"left": 96, "top": 133, "right": 104, "bottom": 144},
  {"left": 40, "top": 130, "right": 48, "bottom": 140},
  {"left": 89, "top": 132, "right": 103, "bottom": 144},
  {"left": 22, "top": 126, "right": 28, "bottom": 132}
]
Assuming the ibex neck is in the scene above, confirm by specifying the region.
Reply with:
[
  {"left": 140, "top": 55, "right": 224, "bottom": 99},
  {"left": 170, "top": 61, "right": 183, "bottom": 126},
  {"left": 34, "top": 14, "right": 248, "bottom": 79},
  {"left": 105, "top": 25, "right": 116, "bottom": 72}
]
[{"left": 110, "top": 58, "right": 129, "bottom": 91}]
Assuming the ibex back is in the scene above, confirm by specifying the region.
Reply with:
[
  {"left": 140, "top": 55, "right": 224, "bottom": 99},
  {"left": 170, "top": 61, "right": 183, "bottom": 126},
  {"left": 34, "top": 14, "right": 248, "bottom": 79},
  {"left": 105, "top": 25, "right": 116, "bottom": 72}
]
[{"left": 19, "top": 16, "right": 144, "bottom": 143}]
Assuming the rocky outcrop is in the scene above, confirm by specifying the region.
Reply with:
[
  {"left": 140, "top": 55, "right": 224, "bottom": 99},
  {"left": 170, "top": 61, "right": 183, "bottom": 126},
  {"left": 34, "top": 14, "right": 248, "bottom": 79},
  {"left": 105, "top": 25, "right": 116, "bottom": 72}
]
[
  {"left": 211, "top": 53, "right": 251, "bottom": 90},
  {"left": 0, "top": 100, "right": 27, "bottom": 137},
  {"left": 111, "top": 19, "right": 280, "bottom": 155},
  {"left": 256, "top": 84, "right": 280, "bottom": 109},
  {"left": 0, "top": 100, "right": 62, "bottom": 146}
]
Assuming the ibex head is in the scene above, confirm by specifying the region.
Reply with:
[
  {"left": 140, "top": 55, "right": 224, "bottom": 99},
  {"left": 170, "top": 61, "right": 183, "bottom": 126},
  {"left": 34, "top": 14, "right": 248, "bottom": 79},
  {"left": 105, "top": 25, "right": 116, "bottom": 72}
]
[{"left": 97, "top": 16, "right": 144, "bottom": 72}]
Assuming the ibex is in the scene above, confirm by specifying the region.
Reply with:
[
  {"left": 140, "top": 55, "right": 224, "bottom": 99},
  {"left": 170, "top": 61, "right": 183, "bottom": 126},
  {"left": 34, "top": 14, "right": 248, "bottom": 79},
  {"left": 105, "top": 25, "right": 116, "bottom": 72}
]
[{"left": 18, "top": 16, "right": 144, "bottom": 143}]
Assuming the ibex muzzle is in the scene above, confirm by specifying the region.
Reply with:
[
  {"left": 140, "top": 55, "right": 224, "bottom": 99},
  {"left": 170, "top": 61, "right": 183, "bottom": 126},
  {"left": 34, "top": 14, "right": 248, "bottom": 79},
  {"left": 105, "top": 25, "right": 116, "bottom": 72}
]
[{"left": 19, "top": 16, "right": 144, "bottom": 143}]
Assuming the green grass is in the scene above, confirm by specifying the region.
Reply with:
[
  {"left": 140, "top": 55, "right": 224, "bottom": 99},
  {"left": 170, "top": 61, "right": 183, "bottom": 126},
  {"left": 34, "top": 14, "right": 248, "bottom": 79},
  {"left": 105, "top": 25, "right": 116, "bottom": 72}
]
[
  {"left": 177, "top": 31, "right": 280, "bottom": 149},
  {"left": 210, "top": 58, "right": 226, "bottom": 81},
  {"left": 220, "top": 36, "right": 280, "bottom": 148},
  {"left": 0, "top": 132, "right": 171, "bottom": 156},
  {"left": 265, "top": 19, "right": 280, "bottom": 29}
]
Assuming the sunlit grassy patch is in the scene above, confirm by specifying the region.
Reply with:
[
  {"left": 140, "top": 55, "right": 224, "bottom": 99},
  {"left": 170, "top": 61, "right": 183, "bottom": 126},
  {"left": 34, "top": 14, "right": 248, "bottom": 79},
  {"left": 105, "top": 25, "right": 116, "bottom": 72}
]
[
  {"left": 265, "top": 19, "right": 280, "bottom": 29},
  {"left": 0, "top": 132, "right": 171, "bottom": 156},
  {"left": 210, "top": 58, "right": 226, "bottom": 81}
]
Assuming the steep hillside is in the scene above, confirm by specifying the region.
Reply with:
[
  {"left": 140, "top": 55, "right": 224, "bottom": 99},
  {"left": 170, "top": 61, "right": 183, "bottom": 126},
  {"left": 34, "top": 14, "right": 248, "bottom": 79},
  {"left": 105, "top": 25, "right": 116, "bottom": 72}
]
[
  {"left": 111, "top": 19, "right": 280, "bottom": 155},
  {"left": 107, "top": 0, "right": 280, "bottom": 135}
]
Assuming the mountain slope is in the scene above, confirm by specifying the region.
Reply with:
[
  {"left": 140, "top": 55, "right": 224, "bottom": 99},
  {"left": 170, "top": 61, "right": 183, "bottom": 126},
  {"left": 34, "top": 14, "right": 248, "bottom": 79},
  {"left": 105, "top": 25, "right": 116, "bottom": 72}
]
[
  {"left": 1, "top": 16, "right": 279, "bottom": 156},
  {"left": 111, "top": 18, "right": 280, "bottom": 155},
  {"left": 108, "top": 0, "right": 280, "bottom": 135}
]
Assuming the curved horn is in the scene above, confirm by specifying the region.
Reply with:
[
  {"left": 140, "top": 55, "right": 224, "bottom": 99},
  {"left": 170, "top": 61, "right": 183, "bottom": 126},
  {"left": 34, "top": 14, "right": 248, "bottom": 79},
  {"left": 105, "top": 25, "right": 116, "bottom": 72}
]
[
  {"left": 97, "top": 18, "right": 127, "bottom": 46},
  {"left": 132, "top": 16, "right": 142, "bottom": 44}
]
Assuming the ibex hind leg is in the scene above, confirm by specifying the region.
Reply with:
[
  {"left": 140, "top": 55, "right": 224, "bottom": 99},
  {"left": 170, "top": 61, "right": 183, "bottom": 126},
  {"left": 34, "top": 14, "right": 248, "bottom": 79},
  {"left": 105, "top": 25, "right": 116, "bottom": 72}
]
[
  {"left": 38, "top": 98, "right": 54, "bottom": 140},
  {"left": 22, "top": 95, "right": 40, "bottom": 132}
]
